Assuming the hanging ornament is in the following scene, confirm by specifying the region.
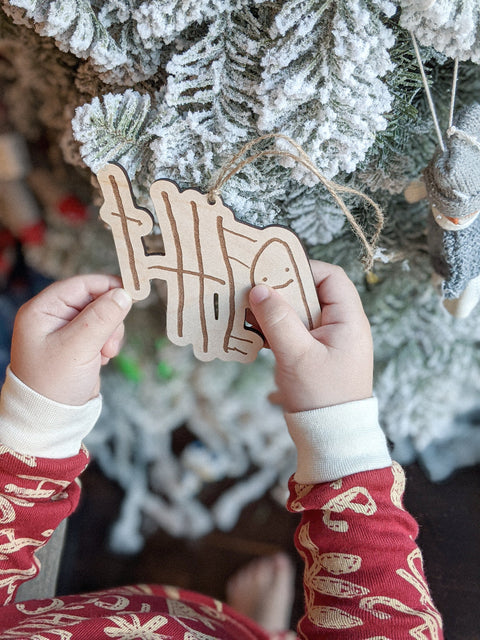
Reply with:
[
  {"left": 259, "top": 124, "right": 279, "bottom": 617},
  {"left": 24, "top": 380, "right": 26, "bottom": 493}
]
[
  {"left": 96, "top": 134, "right": 384, "bottom": 362},
  {"left": 405, "top": 36, "right": 480, "bottom": 318},
  {"left": 97, "top": 162, "right": 321, "bottom": 363},
  {"left": 424, "top": 103, "right": 480, "bottom": 318}
]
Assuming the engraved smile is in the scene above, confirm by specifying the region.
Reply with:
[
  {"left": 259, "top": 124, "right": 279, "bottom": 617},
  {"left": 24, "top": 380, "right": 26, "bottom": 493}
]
[{"left": 272, "top": 279, "right": 294, "bottom": 289}]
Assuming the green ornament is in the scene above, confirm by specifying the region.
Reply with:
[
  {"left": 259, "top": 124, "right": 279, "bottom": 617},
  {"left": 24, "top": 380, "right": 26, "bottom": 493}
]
[
  {"left": 156, "top": 360, "right": 175, "bottom": 381},
  {"left": 114, "top": 352, "right": 143, "bottom": 383}
]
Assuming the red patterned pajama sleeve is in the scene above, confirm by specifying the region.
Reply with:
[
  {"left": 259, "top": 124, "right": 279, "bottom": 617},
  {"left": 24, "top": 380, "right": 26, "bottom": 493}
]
[
  {"left": 0, "top": 440, "right": 444, "bottom": 639},
  {"left": 0, "top": 444, "right": 88, "bottom": 606},
  {"left": 287, "top": 462, "right": 444, "bottom": 639}
]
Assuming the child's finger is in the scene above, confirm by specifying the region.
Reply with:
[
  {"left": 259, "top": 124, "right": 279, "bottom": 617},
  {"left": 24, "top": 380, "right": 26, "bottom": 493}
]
[
  {"left": 38, "top": 274, "right": 123, "bottom": 315},
  {"left": 310, "top": 261, "right": 366, "bottom": 327},
  {"left": 268, "top": 390, "right": 282, "bottom": 406},
  {"left": 59, "top": 288, "right": 132, "bottom": 359},
  {"left": 249, "top": 284, "right": 312, "bottom": 364},
  {"left": 101, "top": 323, "right": 125, "bottom": 360}
]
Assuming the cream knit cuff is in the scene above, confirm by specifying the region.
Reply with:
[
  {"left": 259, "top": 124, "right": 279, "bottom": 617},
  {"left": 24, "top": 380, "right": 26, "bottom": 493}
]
[
  {"left": 285, "top": 397, "right": 392, "bottom": 484},
  {"left": 0, "top": 366, "right": 101, "bottom": 458}
]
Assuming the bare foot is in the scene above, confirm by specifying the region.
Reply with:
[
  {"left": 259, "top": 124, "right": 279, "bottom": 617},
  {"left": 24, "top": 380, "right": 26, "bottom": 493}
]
[{"left": 226, "top": 552, "right": 295, "bottom": 634}]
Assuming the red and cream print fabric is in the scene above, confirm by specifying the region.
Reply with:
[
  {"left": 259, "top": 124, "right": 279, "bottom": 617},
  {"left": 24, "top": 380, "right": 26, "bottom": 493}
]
[
  {"left": 287, "top": 462, "right": 443, "bottom": 639},
  {"left": 0, "top": 444, "right": 443, "bottom": 639}
]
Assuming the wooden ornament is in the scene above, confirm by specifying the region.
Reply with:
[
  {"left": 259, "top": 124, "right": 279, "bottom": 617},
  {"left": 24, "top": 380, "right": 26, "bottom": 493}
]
[{"left": 97, "top": 162, "right": 321, "bottom": 363}]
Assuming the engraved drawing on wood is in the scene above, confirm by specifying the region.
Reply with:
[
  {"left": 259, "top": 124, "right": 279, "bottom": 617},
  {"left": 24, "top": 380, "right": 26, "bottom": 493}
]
[{"left": 97, "top": 162, "right": 321, "bottom": 363}]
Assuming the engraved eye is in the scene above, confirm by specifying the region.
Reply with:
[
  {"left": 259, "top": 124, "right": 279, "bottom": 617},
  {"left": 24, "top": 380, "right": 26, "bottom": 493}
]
[
  {"left": 285, "top": 267, "right": 290, "bottom": 272},
  {"left": 262, "top": 277, "right": 268, "bottom": 282}
]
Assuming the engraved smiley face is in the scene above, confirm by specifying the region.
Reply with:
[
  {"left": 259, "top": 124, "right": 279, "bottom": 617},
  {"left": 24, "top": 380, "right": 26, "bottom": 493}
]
[
  {"left": 260, "top": 266, "right": 293, "bottom": 289},
  {"left": 250, "top": 236, "right": 314, "bottom": 329},
  {"left": 251, "top": 238, "right": 296, "bottom": 290}
]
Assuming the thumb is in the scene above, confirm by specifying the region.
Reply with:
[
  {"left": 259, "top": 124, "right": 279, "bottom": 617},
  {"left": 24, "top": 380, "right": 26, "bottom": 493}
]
[
  {"left": 249, "top": 284, "right": 312, "bottom": 364},
  {"left": 60, "top": 288, "right": 132, "bottom": 359}
]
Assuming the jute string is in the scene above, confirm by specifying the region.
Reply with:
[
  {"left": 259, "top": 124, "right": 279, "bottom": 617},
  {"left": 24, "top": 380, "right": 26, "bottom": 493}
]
[{"left": 207, "top": 133, "right": 384, "bottom": 271}]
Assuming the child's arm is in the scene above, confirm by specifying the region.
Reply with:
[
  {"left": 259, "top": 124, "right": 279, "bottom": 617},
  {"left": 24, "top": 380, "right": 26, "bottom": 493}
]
[
  {"left": 3, "top": 274, "right": 131, "bottom": 457},
  {"left": 0, "top": 275, "right": 132, "bottom": 604},
  {"left": 249, "top": 261, "right": 444, "bottom": 639}
]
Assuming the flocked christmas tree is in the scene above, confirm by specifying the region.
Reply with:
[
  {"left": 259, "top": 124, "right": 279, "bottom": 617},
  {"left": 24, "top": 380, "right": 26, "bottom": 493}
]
[{"left": 2, "top": 0, "right": 480, "bottom": 550}]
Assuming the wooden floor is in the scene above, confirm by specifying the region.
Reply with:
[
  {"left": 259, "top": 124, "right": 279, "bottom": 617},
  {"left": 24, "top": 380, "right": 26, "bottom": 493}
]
[{"left": 57, "top": 460, "right": 480, "bottom": 640}]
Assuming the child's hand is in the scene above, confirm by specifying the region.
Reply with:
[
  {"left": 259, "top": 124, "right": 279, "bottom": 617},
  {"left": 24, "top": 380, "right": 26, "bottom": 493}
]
[
  {"left": 10, "top": 275, "right": 132, "bottom": 406},
  {"left": 249, "top": 261, "right": 373, "bottom": 413}
]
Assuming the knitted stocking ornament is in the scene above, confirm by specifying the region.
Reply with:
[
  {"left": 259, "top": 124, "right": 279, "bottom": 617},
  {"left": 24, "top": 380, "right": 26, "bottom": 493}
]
[{"left": 424, "top": 103, "right": 480, "bottom": 317}]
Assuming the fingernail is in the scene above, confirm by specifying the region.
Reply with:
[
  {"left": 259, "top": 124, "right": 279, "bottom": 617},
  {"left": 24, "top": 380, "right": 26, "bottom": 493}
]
[
  {"left": 250, "top": 284, "right": 270, "bottom": 304},
  {"left": 112, "top": 288, "right": 132, "bottom": 310}
]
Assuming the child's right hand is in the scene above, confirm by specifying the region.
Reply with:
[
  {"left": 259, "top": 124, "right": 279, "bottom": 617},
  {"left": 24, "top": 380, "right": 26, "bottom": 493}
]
[
  {"left": 249, "top": 261, "right": 373, "bottom": 414},
  {"left": 10, "top": 274, "right": 132, "bottom": 406}
]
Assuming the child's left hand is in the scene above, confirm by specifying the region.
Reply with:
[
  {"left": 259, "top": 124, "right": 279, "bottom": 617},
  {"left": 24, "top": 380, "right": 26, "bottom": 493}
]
[{"left": 10, "top": 274, "right": 132, "bottom": 406}]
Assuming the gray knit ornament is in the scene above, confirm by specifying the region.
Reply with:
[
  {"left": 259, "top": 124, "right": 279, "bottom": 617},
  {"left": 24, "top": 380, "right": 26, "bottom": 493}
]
[{"left": 424, "top": 103, "right": 480, "bottom": 301}]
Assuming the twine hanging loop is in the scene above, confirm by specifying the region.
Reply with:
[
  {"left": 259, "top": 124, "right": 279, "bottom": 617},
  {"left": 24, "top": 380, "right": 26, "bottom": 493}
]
[{"left": 207, "top": 133, "right": 384, "bottom": 271}]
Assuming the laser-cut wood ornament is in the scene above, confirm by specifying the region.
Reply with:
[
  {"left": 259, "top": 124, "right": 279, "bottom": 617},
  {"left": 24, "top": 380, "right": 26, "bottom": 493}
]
[{"left": 97, "top": 162, "right": 321, "bottom": 363}]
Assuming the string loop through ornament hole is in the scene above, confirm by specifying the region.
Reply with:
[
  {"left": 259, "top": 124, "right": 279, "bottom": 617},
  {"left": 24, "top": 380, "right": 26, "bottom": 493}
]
[
  {"left": 207, "top": 190, "right": 219, "bottom": 205},
  {"left": 206, "top": 133, "right": 385, "bottom": 272}
]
